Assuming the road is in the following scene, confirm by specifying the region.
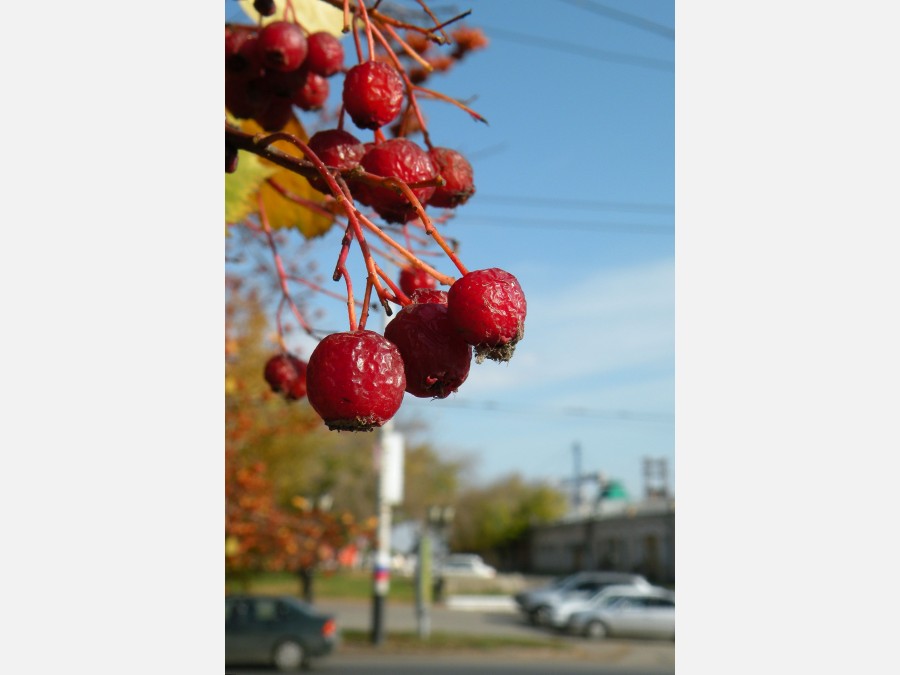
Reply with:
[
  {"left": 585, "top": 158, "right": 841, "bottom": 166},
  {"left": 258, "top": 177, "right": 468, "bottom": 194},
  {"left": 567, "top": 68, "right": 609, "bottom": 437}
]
[
  {"left": 229, "top": 653, "right": 674, "bottom": 674},
  {"left": 225, "top": 597, "right": 675, "bottom": 674}
]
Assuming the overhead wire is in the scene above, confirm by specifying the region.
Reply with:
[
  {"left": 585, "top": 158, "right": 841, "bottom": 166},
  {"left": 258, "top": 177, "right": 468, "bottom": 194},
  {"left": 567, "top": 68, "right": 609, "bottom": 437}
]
[
  {"left": 479, "top": 24, "right": 674, "bottom": 72},
  {"left": 557, "top": 0, "right": 675, "bottom": 40}
]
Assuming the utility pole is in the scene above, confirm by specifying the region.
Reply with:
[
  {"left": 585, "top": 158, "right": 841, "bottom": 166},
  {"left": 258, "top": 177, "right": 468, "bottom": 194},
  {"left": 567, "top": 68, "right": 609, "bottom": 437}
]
[{"left": 370, "top": 420, "right": 404, "bottom": 645}]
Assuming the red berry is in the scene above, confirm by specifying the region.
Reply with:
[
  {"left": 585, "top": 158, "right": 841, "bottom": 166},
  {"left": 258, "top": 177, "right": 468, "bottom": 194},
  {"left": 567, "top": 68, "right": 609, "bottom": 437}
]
[
  {"left": 357, "top": 139, "right": 437, "bottom": 223},
  {"left": 385, "top": 303, "right": 472, "bottom": 399},
  {"left": 447, "top": 268, "right": 527, "bottom": 363},
  {"left": 306, "top": 128, "right": 365, "bottom": 194},
  {"left": 342, "top": 61, "right": 405, "bottom": 130},
  {"left": 256, "top": 21, "right": 308, "bottom": 73},
  {"left": 263, "top": 353, "right": 309, "bottom": 400},
  {"left": 306, "top": 330, "right": 406, "bottom": 431},
  {"left": 398, "top": 265, "right": 437, "bottom": 296},
  {"left": 226, "top": 27, "right": 261, "bottom": 74},
  {"left": 292, "top": 69, "right": 330, "bottom": 110},
  {"left": 254, "top": 97, "right": 295, "bottom": 131},
  {"left": 225, "top": 74, "right": 271, "bottom": 120},
  {"left": 429, "top": 147, "right": 475, "bottom": 208},
  {"left": 409, "top": 288, "right": 448, "bottom": 305},
  {"left": 306, "top": 31, "right": 344, "bottom": 77}
]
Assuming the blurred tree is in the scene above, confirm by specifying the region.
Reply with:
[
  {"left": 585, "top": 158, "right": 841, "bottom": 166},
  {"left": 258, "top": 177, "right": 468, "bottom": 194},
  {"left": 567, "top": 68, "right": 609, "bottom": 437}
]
[{"left": 449, "top": 473, "right": 568, "bottom": 563}]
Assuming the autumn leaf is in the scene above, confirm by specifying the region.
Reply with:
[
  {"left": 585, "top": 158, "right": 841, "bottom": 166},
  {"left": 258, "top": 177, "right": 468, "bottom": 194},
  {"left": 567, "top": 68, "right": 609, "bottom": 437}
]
[
  {"left": 225, "top": 152, "right": 277, "bottom": 225},
  {"left": 234, "top": 115, "right": 336, "bottom": 239},
  {"left": 236, "top": 0, "right": 346, "bottom": 37}
]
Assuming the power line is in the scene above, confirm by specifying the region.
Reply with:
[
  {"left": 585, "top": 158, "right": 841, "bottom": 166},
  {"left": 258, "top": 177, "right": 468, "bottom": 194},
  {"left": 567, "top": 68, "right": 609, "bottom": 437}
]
[
  {"left": 481, "top": 24, "right": 674, "bottom": 72},
  {"left": 458, "top": 214, "right": 673, "bottom": 236},
  {"left": 407, "top": 398, "right": 673, "bottom": 425},
  {"left": 476, "top": 194, "right": 673, "bottom": 213},
  {"left": 558, "top": 0, "right": 675, "bottom": 40}
]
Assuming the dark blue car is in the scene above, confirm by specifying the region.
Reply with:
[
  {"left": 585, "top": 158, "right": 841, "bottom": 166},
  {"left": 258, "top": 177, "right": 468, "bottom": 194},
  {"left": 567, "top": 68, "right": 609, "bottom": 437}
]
[{"left": 226, "top": 594, "right": 339, "bottom": 671}]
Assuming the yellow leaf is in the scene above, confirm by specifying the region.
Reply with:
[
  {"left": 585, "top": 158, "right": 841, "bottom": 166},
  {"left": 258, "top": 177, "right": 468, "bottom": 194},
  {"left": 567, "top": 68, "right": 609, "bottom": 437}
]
[
  {"left": 237, "top": 0, "right": 346, "bottom": 37},
  {"left": 225, "top": 152, "right": 278, "bottom": 225},
  {"left": 237, "top": 115, "right": 336, "bottom": 239}
]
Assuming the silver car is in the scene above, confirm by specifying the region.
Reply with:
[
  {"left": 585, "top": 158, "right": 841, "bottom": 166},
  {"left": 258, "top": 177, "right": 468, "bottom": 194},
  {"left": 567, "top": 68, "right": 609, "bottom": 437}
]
[
  {"left": 514, "top": 572, "right": 652, "bottom": 626},
  {"left": 567, "top": 587, "right": 675, "bottom": 640}
]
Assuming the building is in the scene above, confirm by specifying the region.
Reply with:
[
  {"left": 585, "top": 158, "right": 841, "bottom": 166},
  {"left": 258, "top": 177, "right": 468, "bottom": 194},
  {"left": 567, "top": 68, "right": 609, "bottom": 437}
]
[{"left": 526, "top": 496, "right": 675, "bottom": 584}]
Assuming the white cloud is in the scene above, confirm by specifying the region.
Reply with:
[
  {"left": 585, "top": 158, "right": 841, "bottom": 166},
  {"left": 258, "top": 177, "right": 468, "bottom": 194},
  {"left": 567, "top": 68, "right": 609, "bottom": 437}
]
[{"left": 459, "top": 257, "right": 675, "bottom": 397}]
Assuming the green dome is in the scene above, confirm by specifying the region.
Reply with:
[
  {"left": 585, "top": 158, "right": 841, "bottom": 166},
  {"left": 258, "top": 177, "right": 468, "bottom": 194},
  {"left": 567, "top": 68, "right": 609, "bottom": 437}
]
[{"left": 602, "top": 480, "right": 628, "bottom": 500}]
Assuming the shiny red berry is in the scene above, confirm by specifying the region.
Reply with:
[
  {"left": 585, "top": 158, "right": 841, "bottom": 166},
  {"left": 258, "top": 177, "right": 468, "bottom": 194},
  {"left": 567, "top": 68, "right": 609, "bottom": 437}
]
[
  {"left": 256, "top": 21, "right": 308, "bottom": 73},
  {"left": 263, "top": 353, "right": 309, "bottom": 400},
  {"left": 306, "top": 32, "right": 345, "bottom": 77},
  {"left": 357, "top": 139, "right": 436, "bottom": 223},
  {"left": 306, "top": 330, "right": 406, "bottom": 431},
  {"left": 428, "top": 147, "right": 475, "bottom": 208},
  {"left": 447, "top": 268, "right": 527, "bottom": 363},
  {"left": 342, "top": 61, "right": 405, "bottom": 130},
  {"left": 398, "top": 265, "right": 437, "bottom": 296},
  {"left": 385, "top": 303, "right": 472, "bottom": 399}
]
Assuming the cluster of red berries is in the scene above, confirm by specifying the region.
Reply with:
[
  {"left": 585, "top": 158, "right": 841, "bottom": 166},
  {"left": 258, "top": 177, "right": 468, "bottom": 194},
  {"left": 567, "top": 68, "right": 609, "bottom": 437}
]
[
  {"left": 225, "top": 20, "right": 345, "bottom": 131},
  {"left": 306, "top": 130, "right": 475, "bottom": 222},
  {"left": 264, "top": 268, "right": 527, "bottom": 432}
]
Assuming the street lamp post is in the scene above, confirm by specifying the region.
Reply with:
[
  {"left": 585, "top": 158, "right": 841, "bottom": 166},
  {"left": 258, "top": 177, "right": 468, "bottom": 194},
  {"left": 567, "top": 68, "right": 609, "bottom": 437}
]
[{"left": 415, "top": 505, "right": 455, "bottom": 638}]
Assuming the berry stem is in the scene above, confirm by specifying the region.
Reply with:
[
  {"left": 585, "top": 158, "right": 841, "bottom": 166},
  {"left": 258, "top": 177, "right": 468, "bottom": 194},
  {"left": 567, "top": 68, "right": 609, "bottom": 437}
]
[
  {"left": 374, "top": 263, "right": 411, "bottom": 305},
  {"left": 359, "top": 277, "right": 374, "bottom": 330},
  {"left": 342, "top": 0, "right": 351, "bottom": 33},
  {"left": 258, "top": 193, "right": 316, "bottom": 337},
  {"left": 352, "top": 208, "right": 456, "bottom": 285},
  {"left": 266, "top": 178, "right": 338, "bottom": 219},
  {"left": 287, "top": 274, "right": 365, "bottom": 307},
  {"left": 356, "top": 0, "right": 375, "bottom": 62},
  {"left": 368, "top": 21, "right": 433, "bottom": 148},
  {"left": 333, "top": 224, "right": 359, "bottom": 331},
  {"left": 356, "top": 170, "right": 469, "bottom": 276},
  {"left": 412, "top": 85, "right": 488, "bottom": 124},
  {"left": 380, "top": 22, "right": 433, "bottom": 73}
]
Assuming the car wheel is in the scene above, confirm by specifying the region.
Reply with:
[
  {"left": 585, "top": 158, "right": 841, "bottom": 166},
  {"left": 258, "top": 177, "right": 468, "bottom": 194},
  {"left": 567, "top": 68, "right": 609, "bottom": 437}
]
[
  {"left": 272, "top": 639, "right": 305, "bottom": 672},
  {"left": 584, "top": 621, "right": 608, "bottom": 639},
  {"left": 534, "top": 606, "right": 553, "bottom": 626}
]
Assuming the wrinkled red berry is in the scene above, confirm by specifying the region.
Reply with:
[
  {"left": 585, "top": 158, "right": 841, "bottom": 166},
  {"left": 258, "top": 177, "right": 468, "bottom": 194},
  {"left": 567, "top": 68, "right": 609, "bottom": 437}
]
[
  {"left": 256, "top": 21, "right": 308, "bottom": 73},
  {"left": 306, "top": 330, "right": 406, "bottom": 431},
  {"left": 409, "top": 288, "right": 448, "bottom": 305},
  {"left": 357, "top": 139, "right": 436, "bottom": 223},
  {"left": 399, "top": 265, "right": 437, "bottom": 296},
  {"left": 306, "top": 128, "right": 365, "bottom": 194},
  {"left": 306, "top": 31, "right": 345, "bottom": 77},
  {"left": 447, "top": 268, "right": 527, "bottom": 363},
  {"left": 264, "top": 353, "right": 309, "bottom": 400},
  {"left": 342, "top": 61, "right": 405, "bottom": 130},
  {"left": 385, "top": 303, "right": 472, "bottom": 399},
  {"left": 428, "top": 147, "right": 475, "bottom": 208}
]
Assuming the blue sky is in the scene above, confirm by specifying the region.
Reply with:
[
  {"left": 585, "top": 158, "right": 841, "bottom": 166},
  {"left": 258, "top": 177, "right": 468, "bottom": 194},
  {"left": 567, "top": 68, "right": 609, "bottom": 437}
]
[{"left": 227, "top": 0, "right": 675, "bottom": 499}]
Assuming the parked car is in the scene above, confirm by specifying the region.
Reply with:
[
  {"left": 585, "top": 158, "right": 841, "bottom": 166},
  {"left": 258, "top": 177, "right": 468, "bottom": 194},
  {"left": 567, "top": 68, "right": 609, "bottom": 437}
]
[
  {"left": 437, "top": 553, "right": 497, "bottom": 579},
  {"left": 567, "top": 587, "right": 675, "bottom": 640},
  {"left": 225, "top": 594, "right": 339, "bottom": 671},
  {"left": 546, "top": 583, "right": 670, "bottom": 632},
  {"left": 513, "top": 571, "right": 652, "bottom": 625}
]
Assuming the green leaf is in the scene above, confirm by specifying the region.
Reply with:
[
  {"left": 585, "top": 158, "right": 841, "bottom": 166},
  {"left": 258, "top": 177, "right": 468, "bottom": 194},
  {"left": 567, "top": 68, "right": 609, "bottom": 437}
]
[{"left": 226, "top": 152, "right": 278, "bottom": 225}]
